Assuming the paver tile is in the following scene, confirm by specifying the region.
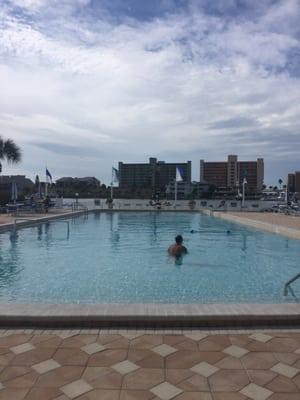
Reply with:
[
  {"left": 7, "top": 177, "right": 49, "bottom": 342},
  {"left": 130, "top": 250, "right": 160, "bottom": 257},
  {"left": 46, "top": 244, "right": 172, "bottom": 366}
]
[
  {"left": 112, "top": 360, "right": 139, "bottom": 375},
  {"left": 60, "top": 379, "right": 93, "bottom": 399},
  {"left": 82, "top": 366, "right": 111, "bottom": 382},
  {"left": 249, "top": 333, "right": 273, "bottom": 343},
  {"left": 0, "top": 366, "right": 31, "bottom": 382},
  {"left": 273, "top": 352, "right": 300, "bottom": 365},
  {"left": 175, "top": 392, "right": 212, "bottom": 400},
  {"left": 184, "top": 333, "right": 208, "bottom": 342},
  {"left": 267, "top": 338, "right": 299, "bottom": 353},
  {"left": 212, "top": 392, "right": 248, "bottom": 400},
  {"left": 130, "top": 335, "right": 163, "bottom": 350},
  {"left": 150, "top": 382, "right": 183, "bottom": 400},
  {"left": 10, "top": 343, "right": 35, "bottom": 355},
  {"left": 177, "top": 373, "right": 210, "bottom": 391},
  {"left": 247, "top": 370, "right": 277, "bottom": 387},
  {"left": 53, "top": 348, "right": 89, "bottom": 366},
  {"left": 76, "top": 389, "right": 120, "bottom": 399},
  {"left": 271, "top": 362, "right": 299, "bottom": 378},
  {"left": 190, "top": 361, "right": 219, "bottom": 378},
  {"left": 0, "top": 335, "right": 32, "bottom": 348},
  {"left": 10, "top": 347, "right": 55, "bottom": 366},
  {"left": 0, "top": 387, "right": 29, "bottom": 400},
  {"left": 25, "top": 387, "right": 61, "bottom": 400},
  {"left": 152, "top": 344, "right": 177, "bottom": 357},
  {"left": 240, "top": 383, "right": 273, "bottom": 400},
  {"left": 81, "top": 342, "right": 106, "bottom": 355},
  {"left": 32, "top": 359, "right": 61, "bottom": 374},
  {"left": 122, "top": 368, "right": 164, "bottom": 390},
  {"left": 209, "top": 370, "right": 250, "bottom": 392},
  {"left": 241, "top": 352, "right": 277, "bottom": 370},
  {"left": 88, "top": 349, "right": 127, "bottom": 367},
  {"left": 165, "top": 369, "right": 194, "bottom": 385},
  {"left": 88, "top": 370, "right": 123, "bottom": 389},
  {"left": 4, "top": 371, "right": 39, "bottom": 388},
  {"left": 35, "top": 366, "right": 84, "bottom": 388},
  {"left": 265, "top": 375, "right": 300, "bottom": 393},
  {"left": 223, "top": 345, "right": 249, "bottom": 358},
  {"left": 269, "top": 394, "right": 300, "bottom": 400},
  {"left": 215, "top": 355, "right": 244, "bottom": 370},
  {"left": 119, "top": 389, "right": 155, "bottom": 400}
]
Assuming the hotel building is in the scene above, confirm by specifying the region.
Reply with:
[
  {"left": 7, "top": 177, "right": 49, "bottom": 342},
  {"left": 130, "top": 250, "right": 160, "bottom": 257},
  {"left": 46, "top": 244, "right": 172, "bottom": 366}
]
[
  {"left": 200, "top": 155, "right": 264, "bottom": 192},
  {"left": 118, "top": 157, "right": 191, "bottom": 190}
]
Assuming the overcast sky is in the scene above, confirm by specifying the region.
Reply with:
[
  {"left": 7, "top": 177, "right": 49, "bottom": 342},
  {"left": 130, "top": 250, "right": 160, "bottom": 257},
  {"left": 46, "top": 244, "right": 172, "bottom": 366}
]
[{"left": 1, "top": 0, "right": 300, "bottom": 185}]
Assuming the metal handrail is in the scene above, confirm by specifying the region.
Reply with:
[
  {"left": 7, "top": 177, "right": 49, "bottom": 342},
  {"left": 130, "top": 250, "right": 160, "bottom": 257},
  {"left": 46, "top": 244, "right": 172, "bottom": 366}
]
[{"left": 284, "top": 273, "right": 300, "bottom": 296}]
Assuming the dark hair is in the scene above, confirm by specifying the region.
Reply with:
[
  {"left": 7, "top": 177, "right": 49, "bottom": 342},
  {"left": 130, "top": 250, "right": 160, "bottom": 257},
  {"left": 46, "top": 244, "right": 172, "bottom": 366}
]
[{"left": 175, "top": 235, "right": 183, "bottom": 244}]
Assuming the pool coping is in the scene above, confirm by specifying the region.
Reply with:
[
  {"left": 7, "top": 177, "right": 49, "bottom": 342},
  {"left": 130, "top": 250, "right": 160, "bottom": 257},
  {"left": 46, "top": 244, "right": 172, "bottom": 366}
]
[
  {"left": 0, "top": 303, "right": 299, "bottom": 328},
  {"left": 207, "top": 210, "right": 300, "bottom": 240},
  {"left": 0, "top": 210, "right": 88, "bottom": 232}
]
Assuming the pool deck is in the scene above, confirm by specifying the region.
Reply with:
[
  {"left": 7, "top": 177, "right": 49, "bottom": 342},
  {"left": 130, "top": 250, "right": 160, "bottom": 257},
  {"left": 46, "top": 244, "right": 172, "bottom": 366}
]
[
  {"left": 0, "top": 209, "right": 87, "bottom": 232},
  {"left": 210, "top": 211, "right": 300, "bottom": 240},
  {"left": 0, "top": 328, "right": 298, "bottom": 399}
]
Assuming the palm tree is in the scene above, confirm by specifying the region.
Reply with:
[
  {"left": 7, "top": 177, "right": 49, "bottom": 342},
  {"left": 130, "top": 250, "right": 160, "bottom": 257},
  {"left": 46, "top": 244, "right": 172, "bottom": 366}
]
[
  {"left": 0, "top": 137, "right": 21, "bottom": 172},
  {"left": 278, "top": 178, "right": 283, "bottom": 189}
]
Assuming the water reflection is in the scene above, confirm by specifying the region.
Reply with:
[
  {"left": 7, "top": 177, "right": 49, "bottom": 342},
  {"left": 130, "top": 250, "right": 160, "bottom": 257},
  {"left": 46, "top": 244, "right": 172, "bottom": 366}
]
[
  {"left": 0, "top": 230, "right": 22, "bottom": 288},
  {"left": 108, "top": 213, "right": 120, "bottom": 250}
]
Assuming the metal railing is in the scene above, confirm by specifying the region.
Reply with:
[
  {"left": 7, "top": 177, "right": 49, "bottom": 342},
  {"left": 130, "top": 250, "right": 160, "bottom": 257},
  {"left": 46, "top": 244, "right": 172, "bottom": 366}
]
[{"left": 284, "top": 273, "right": 300, "bottom": 296}]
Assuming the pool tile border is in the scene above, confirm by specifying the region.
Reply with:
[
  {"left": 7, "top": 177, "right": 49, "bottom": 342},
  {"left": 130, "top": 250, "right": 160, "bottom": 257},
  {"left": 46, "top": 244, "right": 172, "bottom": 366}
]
[{"left": 0, "top": 303, "right": 298, "bottom": 329}]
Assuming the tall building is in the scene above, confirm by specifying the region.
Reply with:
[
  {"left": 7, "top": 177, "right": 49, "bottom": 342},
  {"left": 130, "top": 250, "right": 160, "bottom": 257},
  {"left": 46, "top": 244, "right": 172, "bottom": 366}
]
[
  {"left": 295, "top": 171, "right": 300, "bottom": 193},
  {"left": 200, "top": 155, "right": 264, "bottom": 192},
  {"left": 287, "top": 173, "right": 295, "bottom": 192},
  {"left": 118, "top": 157, "right": 191, "bottom": 190}
]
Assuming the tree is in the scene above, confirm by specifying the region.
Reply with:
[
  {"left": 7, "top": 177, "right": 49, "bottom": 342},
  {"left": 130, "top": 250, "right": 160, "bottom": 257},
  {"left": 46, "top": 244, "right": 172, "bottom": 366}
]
[
  {"left": 278, "top": 178, "right": 283, "bottom": 189},
  {"left": 0, "top": 137, "right": 21, "bottom": 173}
]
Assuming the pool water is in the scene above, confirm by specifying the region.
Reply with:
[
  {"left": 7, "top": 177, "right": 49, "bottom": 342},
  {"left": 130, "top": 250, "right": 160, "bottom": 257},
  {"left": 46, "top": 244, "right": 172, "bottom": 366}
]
[{"left": 0, "top": 212, "right": 299, "bottom": 304}]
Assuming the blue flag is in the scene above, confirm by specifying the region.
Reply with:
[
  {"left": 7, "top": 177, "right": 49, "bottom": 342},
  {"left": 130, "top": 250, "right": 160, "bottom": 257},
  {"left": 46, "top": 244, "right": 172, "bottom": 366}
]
[
  {"left": 176, "top": 166, "right": 184, "bottom": 182},
  {"left": 112, "top": 167, "right": 119, "bottom": 183},
  {"left": 46, "top": 168, "right": 52, "bottom": 183}
]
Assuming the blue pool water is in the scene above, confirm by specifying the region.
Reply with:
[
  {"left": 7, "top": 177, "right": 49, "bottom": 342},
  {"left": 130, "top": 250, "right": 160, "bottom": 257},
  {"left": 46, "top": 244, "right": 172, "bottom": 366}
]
[{"left": 0, "top": 212, "right": 299, "bottom": 304}]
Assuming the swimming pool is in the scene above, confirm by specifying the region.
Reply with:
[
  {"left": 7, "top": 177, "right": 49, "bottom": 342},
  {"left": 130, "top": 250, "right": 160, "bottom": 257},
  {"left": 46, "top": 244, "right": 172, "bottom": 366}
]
[{"left": 0, "top": 212, "right": 299, "bottom": 304}]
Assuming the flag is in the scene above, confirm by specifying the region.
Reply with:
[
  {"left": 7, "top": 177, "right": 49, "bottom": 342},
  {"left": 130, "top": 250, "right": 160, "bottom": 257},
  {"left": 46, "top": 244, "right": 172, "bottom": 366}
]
[
  {"left": 46, "top": 168, "right": 53, "bottom": 184},
  {"left": 112, "top": 167, "right": 119, "bottom": 183},
  {"left": 176, "top": 166, "right": 184, "bottom": 182}
]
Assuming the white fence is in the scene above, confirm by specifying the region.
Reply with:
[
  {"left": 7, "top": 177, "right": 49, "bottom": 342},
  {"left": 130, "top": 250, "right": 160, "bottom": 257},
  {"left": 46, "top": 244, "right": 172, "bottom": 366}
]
[{"left": 63, "top": 198, "right": 279, "bottom": 212}]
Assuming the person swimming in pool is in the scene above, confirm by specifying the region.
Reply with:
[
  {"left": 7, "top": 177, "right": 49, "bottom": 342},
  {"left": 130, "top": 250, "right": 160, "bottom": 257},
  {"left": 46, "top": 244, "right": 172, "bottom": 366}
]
[{"left": 168, "top": 235, "right": 188, "bottom": 257}]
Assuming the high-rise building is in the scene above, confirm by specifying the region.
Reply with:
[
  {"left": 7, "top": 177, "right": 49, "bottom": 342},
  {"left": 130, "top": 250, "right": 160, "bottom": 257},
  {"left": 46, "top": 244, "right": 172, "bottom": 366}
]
[
  {"left": 295, "top": 171, "right": 300, "bottom": 193},
  {"left": 118, "top": 158, "right": 191, "bottom": 190},
  {"left": 200, "top": 155, "right": 264, "bottom": 192},
  {"left": 287, "top": 173, "right": 295, "bottom": 192}
]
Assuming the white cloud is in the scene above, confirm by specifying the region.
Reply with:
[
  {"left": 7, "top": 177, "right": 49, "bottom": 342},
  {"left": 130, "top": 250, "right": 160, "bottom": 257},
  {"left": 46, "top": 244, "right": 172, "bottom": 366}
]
[{"left": 0, "top": 1, "right": 300, "bottom": 183}]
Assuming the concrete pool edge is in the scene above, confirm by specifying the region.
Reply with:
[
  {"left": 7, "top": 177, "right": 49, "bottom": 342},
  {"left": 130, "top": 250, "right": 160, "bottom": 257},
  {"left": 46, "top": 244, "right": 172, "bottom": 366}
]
[
  {"left": 205, "top": 210, "right": 300, "bottom": 240},
  {"left": 0, "top": 303, "right": 299, "bottom": 328}
]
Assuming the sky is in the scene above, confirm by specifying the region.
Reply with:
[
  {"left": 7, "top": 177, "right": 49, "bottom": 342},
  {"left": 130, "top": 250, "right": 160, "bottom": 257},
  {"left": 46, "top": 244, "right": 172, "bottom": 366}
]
[{"left": 0, "top": 0, "right": 300, "bottom": 185}]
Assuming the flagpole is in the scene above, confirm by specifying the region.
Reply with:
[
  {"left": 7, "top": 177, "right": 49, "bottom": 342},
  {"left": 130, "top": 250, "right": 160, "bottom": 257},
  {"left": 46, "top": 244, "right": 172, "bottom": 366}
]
[
  {"left": 111, "top": 168, "right": 113, "bottom": 200},
  {"left": 45, "top": 168, "right": 48, "bottom": 197}
]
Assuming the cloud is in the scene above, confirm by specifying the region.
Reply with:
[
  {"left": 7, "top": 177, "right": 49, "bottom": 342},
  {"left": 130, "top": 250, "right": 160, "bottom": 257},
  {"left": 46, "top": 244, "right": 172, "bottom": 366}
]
[{"left": 0, "top": 0, "right": 299, "bottom": 184}]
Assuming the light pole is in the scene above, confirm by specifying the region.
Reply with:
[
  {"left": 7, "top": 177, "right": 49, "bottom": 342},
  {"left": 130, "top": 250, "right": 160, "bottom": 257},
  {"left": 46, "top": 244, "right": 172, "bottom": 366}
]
[
  {"left": 75, "top": 193, "right": 79, "bottom": 210},
  {"left": 242, "top": 178, "right": 247, "bottom": 207}
]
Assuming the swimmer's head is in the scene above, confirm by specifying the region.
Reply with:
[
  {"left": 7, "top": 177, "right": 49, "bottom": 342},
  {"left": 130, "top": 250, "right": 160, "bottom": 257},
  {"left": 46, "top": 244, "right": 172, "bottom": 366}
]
[
  {"left": 227, "top": 230, "right": 231, "bottom": 234},
  {"left": 190, "top": 230, "right": 195, "bottom": 233},
  {"left": 175, "top": 234, "right": 183, "bottom": 244}
]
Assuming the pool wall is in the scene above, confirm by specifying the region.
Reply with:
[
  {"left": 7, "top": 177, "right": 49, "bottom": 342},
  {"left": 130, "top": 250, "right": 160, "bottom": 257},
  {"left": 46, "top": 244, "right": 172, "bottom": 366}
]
[{"left": 0, "top": 303, "right": 299, "bottom": 329}]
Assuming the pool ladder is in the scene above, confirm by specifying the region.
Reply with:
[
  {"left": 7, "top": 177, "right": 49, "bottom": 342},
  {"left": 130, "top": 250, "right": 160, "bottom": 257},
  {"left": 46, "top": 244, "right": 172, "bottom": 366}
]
[{"left": 284, "top": 273, "right": 300, "bottom": 296}]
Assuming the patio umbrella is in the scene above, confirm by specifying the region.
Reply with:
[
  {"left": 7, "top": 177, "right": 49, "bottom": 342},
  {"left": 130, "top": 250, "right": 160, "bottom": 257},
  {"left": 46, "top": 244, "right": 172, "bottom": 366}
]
[{"left": 11, "top": 181, "right": 18, "bottom": 203}]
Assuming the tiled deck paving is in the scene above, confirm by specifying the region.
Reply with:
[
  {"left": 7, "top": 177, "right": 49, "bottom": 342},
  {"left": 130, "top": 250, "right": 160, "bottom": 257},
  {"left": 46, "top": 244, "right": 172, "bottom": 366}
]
[{"left": 0, "top": 330, "right": 299, "bottom": 399}]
